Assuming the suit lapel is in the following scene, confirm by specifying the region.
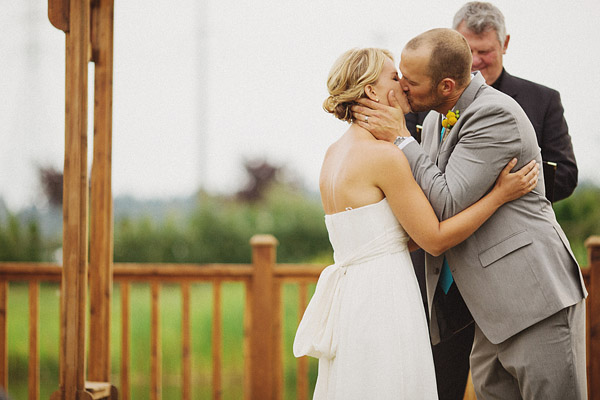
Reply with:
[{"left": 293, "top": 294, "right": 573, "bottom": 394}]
[
  {"left": 435, "top": 72, "right": 486, "bottom": 166},
  {"left": 431, "top": 113, "right": 443, "bottom": 161}
]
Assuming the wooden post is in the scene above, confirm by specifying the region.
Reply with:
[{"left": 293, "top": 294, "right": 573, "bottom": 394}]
[
  {"left": 150, "top": 282, "right": 162, "bottom": 400},
  {"left": 247, "top": 235, "right": 278, "bottom": 400},
  {"left": 296, "top": 283, "right": 308, "bottom": 400},
  {"left": 54, "top": 0, "right": 92, "bottom": 398},
  {"left": 212, "top": 281, "right": 222, "bottom": 400},
  {"left": 120, "top": 283, "right": 131, "bottom": 400},
  {"left": 585, "top": 236, "right": 600, "bottom": 399},
  {"left": 88, "top": 0, "right": 114, "bottom": 384},
  {"left": 50, "top": 0, "right": 116, "bottom": 397},
  {"left": 243, "top": 281, "right": 252, "bottom": 400},
  {"left": 272, "top": 280, "right": 283, "bottom": 400},
  {"left": 181, "top": 283, "right": 191, "bottom": 400},
  {"left": 29, "top": 282, "right": 40, "bottom": 400}
]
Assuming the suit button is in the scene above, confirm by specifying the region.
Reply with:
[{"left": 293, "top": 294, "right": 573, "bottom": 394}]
[{"left": 434, "top": 268, "right": 440, "bottom": 274}]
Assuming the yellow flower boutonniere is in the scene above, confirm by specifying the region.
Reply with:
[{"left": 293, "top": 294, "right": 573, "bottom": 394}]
[{"left": 441, "top": 109, "right": 460, "bottom": 130}]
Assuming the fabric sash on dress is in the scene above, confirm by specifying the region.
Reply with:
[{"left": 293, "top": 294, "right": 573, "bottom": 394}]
[{"left": 293, "top": 228, "right": 408, "bottom": 360}]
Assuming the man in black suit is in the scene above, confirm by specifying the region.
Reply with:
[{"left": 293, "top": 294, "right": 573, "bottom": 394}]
[
  {"left": 455, "top": 1, "right": 578, "bottom": 202},
  {"left": 406, "top": 3, "right": 579, "bottom": 399}
]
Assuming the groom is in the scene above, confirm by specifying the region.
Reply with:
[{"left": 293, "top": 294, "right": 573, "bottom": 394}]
[{"left": 352, "top": 28, "right": 587, "bottom": 399}]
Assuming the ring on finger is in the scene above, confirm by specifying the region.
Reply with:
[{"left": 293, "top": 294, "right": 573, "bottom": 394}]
[{"left": 365, "top": 116, "right": 369, "bottom": 123}]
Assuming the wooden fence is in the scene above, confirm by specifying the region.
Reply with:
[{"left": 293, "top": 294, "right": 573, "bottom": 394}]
[
  {"left": 0, "top": 235, "right": 324, "bottom": 400},
  {"left": 1, "top": 236, "right": 599, "bottom": 399}
]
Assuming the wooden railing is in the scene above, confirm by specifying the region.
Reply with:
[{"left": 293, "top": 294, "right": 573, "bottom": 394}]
[
  {"left": 1, "top": 235, "right": 599, "bottom": 399},
  {"left": 0, "top": 235, "right": 323, "bottom": 400}
]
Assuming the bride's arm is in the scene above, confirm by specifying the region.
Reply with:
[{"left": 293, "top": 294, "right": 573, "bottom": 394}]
[{"left": 373, "top": 144, "right": 538, "bottom": 256}]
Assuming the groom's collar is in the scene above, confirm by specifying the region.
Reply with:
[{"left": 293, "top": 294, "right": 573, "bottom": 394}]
[{"left": 452, "top": 71, "right": 486, "bottom": 115}]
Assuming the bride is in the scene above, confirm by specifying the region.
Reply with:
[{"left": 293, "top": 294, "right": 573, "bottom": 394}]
[{"left": 293, "top": 48, "right": 538, "bottom": 399}]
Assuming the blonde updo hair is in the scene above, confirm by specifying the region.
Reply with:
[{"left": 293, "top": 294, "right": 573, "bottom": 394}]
[{"left": 323, "top": 48, "right": 394, "bottom": 122}]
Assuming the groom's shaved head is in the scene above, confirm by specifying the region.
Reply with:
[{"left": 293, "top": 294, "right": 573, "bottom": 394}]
[{"left": 405, "top": 28, "right": 472, "bottom": 89}]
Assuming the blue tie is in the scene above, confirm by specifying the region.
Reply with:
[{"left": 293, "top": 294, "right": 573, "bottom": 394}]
[
  {"left": 439, "top": 126, "right": 453, "bottom": 294},
  {"left": 439, "top": 258, "right": 453, "bottom": 294}
]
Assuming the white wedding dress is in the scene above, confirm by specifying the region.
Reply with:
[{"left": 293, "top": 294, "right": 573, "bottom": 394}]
[{"left": 293, "top": 198, "right": 438, "bottom": 399}]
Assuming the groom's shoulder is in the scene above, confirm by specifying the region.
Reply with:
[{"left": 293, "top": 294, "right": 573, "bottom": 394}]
[
  {"left": 476, "top": 84, "right": 514, "bottom": 103},
  {"left": 465, "top": 86, "right": 536, "bottom": 139},
  {"left": 471, "top": 85, "right": 525, "bottom": 116}
]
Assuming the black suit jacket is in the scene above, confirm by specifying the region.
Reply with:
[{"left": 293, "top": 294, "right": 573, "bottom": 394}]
[{"left": 493, "top": 69, "right": 578, "bottom": 202}]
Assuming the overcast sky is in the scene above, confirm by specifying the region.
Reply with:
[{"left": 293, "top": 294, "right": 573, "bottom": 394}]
[{"left": 1, "top": 0, "right": 599, "bottom": 210}]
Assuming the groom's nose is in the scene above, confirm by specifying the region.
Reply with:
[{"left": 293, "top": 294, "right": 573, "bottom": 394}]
[{"left": 399, "top": 77, "right": 409, "bottom": 92}]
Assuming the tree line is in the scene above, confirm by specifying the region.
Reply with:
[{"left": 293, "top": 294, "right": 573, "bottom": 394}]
[{"left": 0, "top": 162, "right": 598, "bottom": 266}]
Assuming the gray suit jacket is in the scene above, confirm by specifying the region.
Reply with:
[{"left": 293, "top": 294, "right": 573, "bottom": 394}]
[{"left": 402, "top": 72, "right": 587, "bottom": 345}]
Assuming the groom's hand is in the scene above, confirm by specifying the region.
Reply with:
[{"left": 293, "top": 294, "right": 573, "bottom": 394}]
[{"left": 351, "top": 90, "right": 411, "bottom": 143}]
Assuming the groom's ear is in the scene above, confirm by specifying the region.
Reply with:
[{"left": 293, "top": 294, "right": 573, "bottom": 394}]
[{"left": 438, "top": 78, "right": 456, "bottom": 96}]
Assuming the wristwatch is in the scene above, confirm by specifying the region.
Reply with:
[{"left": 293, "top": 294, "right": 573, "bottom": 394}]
[{"left": 393, "top": 136, "right": 407, "bottom": 147}]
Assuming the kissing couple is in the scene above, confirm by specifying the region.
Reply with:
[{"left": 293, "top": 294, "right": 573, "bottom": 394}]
[{"left": 294, "top": 28, "right": 587, "bottom": 400}]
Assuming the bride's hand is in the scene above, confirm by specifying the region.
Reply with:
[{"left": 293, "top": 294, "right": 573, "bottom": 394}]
[{"left": 492, "top": 158, "right": 539, "bottom": 204}]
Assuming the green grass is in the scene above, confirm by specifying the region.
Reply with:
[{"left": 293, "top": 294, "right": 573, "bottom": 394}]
[{"left": 4, "top": 281, "right": 318, "bottom": 399}]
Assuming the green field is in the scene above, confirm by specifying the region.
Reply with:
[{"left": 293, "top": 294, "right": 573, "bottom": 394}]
[{"left": 4, "top": 281, "right": 318, "bottom": 399}]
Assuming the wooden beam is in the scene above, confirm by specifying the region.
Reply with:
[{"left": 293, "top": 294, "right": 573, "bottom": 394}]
[
  {"left": 48, "top": 0, "right": 70, "bottom": 32},
  {"left": 58, "top": 0, "right": 91, "bottom": 397},
  {"left": 88, "top": 0, "right": 114, "bottom": 384},
  {"left": 0, "top": 262, "right": 255, "bottom": 282}
]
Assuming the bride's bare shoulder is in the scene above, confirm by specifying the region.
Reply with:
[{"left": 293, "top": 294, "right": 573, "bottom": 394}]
[
  {"left": 367, "top": 140, "right": 410, "bottom": 166},
  {"left": 321, "top": 129, "right": 408, "bottom": 169}
]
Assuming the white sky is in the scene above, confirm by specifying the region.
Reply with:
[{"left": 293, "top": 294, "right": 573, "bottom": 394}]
[{"left": 1, "top": 0, "right": 600, "bottom": 210}]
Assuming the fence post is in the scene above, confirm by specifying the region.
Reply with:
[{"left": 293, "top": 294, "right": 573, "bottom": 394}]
[
  {"left": 248, "top": 234, "right": 279, "bottom": 400},
  {"left": 585, "top": 236, "right": 600, "bottom": 399}
]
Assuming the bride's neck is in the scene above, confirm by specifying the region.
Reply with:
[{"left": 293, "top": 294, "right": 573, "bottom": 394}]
[{"left": 348, "top": 123, "right": 377, "bottom": 140}]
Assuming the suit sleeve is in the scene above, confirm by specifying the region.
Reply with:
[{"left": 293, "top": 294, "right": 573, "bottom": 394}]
[
  {"left": 539, "top": 90, "right": 578, "bottom": 201},
  {"left": 404, "top": 104, "right": 525, "bottom": 220}
]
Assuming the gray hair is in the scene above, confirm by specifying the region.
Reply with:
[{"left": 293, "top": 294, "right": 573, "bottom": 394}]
[{"left": 452, "top": 2, "right": 507, "bottom": 45}]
